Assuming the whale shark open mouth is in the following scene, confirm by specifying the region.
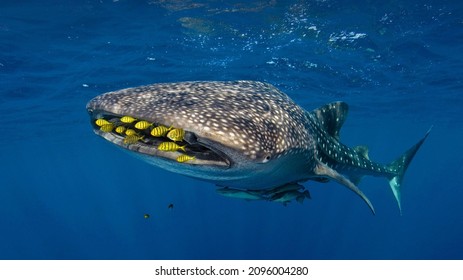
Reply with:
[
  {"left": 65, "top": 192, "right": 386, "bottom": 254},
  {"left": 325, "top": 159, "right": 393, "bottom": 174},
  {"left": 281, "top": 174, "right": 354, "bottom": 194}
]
[{"left": 88, "top": 110, "right": 231, "bottom": 168}]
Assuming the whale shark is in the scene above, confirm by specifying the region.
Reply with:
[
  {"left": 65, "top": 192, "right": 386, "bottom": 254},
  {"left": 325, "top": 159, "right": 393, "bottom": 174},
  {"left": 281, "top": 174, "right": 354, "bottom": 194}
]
[{"left": 86, "top": 81, "right": 430, "bottom": 214}]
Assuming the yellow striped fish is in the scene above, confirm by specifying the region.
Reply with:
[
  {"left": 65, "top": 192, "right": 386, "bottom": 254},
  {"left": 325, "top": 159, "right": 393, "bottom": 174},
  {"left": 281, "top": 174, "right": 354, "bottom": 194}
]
[
  {"left": 123, "top": 135, "right": 144, "bottom": 144},
  {"left": 158, "top": 142, "right": 186, "bottom": 152},
  {"left": 115, "top": 126, "right": 126, "bottom": 134},
  {"left": 100, "top": 123, "right": 114, "bottom": 132},
  {"left": 120, "top": 116, "right": 137, "bottom": 123},
  {"left": 134, "top": 120, "right": 153, "bottom": 130},
  {"left": 125, "top": 129, "right": 138, "bottom": 136},
  {"left": 95, "top": 118, "right": 111, "bottom": 126},
  {"left": 150, "top": 125, "right": 171, "bottom": 137},
  {"left": 167, "top": 128, "right": 184, "bottom": 142},
  {"left": 176, "top": 154, "right": 195, "bottom": 163}
]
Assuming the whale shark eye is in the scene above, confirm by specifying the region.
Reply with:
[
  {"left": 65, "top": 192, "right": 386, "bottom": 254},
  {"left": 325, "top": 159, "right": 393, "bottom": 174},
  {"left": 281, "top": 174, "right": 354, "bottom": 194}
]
[{"left": 262, "top": 154, "right": 272, "bottom": 163}]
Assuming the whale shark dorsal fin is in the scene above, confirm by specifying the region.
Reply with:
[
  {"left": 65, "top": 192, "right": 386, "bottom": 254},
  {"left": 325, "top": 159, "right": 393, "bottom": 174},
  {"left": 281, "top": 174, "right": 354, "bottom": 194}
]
[
  {"left": 312, "top": 101, "right": 349, "bottom": 141},
  {"left": 353, "top": 145, "right": 370, "bottom": 160}
]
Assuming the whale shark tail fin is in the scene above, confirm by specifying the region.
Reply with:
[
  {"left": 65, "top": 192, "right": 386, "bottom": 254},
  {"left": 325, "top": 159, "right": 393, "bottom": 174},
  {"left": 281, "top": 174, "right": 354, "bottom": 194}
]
[{"left": 387, "top": 127, "right": 432, "bottom": 215}]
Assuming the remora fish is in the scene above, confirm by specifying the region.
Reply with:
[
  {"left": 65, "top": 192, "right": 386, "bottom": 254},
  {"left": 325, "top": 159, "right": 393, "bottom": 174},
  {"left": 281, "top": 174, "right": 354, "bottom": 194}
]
[
  {"left": 216, "top": 187, "right": 265, "bottom": 201},
  {"left": 86, "top": 81, "right": 430, "bottom": 214},
  {"left": 270, "top": 190, "right": 311, "bottom": 206}
]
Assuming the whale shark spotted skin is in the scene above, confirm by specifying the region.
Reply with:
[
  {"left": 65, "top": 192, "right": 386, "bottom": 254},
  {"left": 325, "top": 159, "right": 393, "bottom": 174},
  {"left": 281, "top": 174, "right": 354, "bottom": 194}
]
[{"left": 86, "top": 81, "right": 430, "bottom": 214}]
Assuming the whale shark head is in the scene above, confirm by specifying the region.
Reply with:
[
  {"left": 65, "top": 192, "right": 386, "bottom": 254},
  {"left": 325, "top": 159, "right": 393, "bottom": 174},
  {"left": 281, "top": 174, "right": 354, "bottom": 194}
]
[{"left": 86, "top": 81, "right": 316, "bottom": 189}]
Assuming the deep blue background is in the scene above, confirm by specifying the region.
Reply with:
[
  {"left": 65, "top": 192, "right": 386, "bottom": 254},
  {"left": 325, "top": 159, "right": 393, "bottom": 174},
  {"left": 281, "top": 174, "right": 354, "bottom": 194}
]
[{"left": 1, "top": 0, "right": 462, "bottom": 259}]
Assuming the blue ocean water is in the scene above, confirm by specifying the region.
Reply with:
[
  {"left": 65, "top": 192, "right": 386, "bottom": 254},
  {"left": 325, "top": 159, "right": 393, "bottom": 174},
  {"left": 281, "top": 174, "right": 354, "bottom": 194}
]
[{"left": 1, "top": 0, "right": 462, "bottom": 260}]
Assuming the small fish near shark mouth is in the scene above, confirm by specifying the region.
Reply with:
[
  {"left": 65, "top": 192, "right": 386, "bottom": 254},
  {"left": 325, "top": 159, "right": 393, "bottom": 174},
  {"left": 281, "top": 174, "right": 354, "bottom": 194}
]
[
  {"left": 86, "top": 80, "right": 431, "bottom": 215},
  {"left": 89, "top": 112, "right": 232, "bottom": 167}
]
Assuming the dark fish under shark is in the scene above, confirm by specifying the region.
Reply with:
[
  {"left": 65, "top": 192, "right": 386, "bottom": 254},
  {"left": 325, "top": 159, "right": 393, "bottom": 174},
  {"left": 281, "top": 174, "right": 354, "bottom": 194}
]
[{"left": 86, "top": 81, "right": 430, "bottom": 214}]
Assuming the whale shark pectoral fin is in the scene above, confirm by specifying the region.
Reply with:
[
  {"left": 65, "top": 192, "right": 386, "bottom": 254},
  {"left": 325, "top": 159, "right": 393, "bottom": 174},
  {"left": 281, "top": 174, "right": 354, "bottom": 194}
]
[{"left": 314, "top": 162, "right": 376, "bottom": 215}]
